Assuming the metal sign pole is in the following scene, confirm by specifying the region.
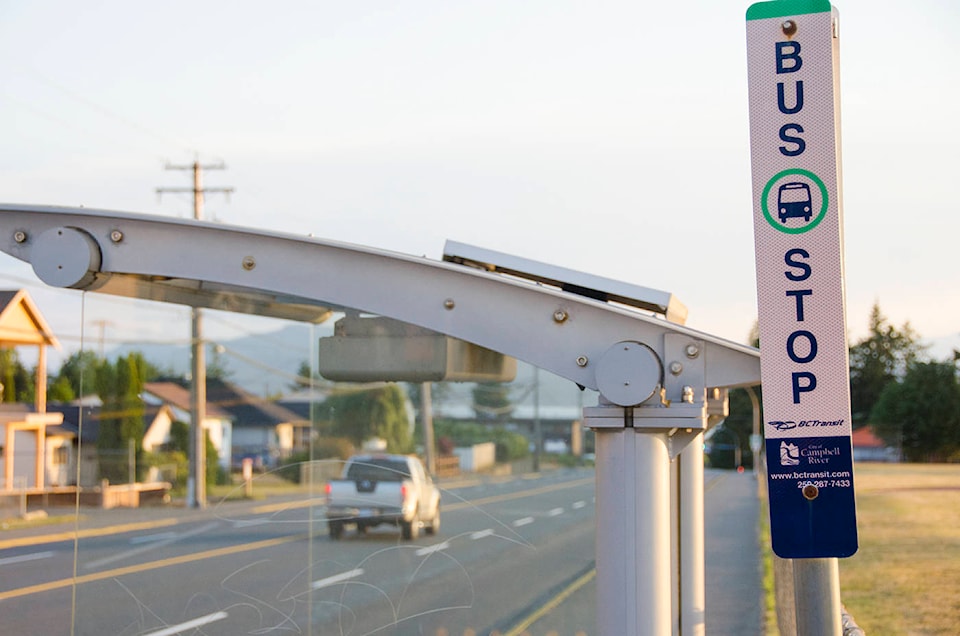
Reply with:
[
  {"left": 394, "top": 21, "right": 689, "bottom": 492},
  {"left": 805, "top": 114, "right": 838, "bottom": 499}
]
[{"left": 794, "top": 558, "right": 842, "bottom": 634}]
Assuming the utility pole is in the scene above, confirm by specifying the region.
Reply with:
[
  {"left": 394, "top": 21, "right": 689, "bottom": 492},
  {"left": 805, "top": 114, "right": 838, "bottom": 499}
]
[{"left": 157, "top": 160, "right": 233, "bottom": 508}]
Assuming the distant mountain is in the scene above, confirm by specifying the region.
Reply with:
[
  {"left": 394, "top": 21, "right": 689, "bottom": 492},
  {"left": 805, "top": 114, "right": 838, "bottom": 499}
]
[{"left": 110, "top": 323, "right": 329, "bottom": 398}]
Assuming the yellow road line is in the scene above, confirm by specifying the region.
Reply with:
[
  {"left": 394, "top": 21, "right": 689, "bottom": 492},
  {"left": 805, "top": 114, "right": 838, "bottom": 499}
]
[
  {"left": 444, "top": 477, "right": 595, "bottom": 512},
  {"left": 250, "top": 497, "right": 326, "bottom": 515},
  {"left": 0, "top": 533, "right": 302, "bottom": 601},
  {"left": 0, "top": 518, "right": 180, "bottom": 551},
  {"left": 503, "top": 568, "right": 597, "bottom": 636}
]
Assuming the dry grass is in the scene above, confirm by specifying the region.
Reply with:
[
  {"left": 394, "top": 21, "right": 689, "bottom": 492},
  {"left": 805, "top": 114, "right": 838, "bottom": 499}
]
[{"left": 840, "top": 462, "right": 960, "bottom": 635}]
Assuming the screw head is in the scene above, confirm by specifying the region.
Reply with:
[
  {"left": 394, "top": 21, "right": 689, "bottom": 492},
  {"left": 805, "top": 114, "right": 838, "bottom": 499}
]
[
  {"left": 576, "top": 355, "right": 589, "bottom": 367},
  {"left": 444, "top": 298, "right": 455, "bottom": 310},
  {"left": 241, "top": 256, "right": 256, "bottom": 270},
  {"left": 802, "top": 483, "right": 819, "bottom": 500},
  {"left": 13, "top": 231, "right": 27, "bottom": 243},
  {"left": 684, "top": 343, "right": 700, "bottom": 359},
  {"left": 669, "top": 361, "right": 683, "bottom": 376},
  {"left": 110, "top": 230, "right": 123, "bottom": 243},
  {"left": 553, "top": 310, "right": 568, "bottom": 323}
]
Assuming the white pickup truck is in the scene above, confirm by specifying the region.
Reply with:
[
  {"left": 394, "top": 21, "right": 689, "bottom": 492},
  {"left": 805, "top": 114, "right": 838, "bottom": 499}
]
[{"left": 324, "top": 453, "right": 441, "bottom": 540}]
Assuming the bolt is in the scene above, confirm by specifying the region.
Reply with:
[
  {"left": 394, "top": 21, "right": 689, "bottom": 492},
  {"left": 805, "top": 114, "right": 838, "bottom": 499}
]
[
  {"left": 553, "top": 309, "right": 568, "bottom": 323},
  {"left": 576, "top": 355, "right": 589, "bottom": 367},
  {"left": 685, "top": 343, "right": 700, "bottom": 359},
  {"left": 669, "top": 361, "right": 683, "bottom": 376},
  {"left": 241, "top": 256, "right": 256, "bottom": 270},
  {"left": 110, "top": 230, "right": 123, "bottom": 243},
  {"left": 13, "top": 231, "right": 26, "bottom": 244},
  {"left": 444, "top": 298, "right": 455, "bottom": 310},
  {"left": 802, "top": 483, "right": 819, "bottom": 501},
  {"left": 682, "top": 385, "right": 694, "bottom": 403},
  {"left": 782, "top": 19, "right": 797, "bottom": 37}
]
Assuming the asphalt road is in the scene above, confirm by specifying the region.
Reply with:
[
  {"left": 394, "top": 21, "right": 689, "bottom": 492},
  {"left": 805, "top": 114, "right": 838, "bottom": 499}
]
[{"left": 0, "top": 467, "right": 761, "bottom": 635}]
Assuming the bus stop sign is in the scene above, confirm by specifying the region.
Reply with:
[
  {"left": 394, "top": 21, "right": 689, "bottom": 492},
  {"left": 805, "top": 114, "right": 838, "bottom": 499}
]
[{"left": 746, "top": 0, "right": 858, "bottom": 558}]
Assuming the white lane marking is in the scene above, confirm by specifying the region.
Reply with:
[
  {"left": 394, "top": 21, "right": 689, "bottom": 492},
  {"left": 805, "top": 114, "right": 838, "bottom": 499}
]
[
  {"left": 548, "top": 508, "right": 564, "bottom": 517},
  {"left": 512, "top": 516, "right": 535, "bottom": 527},
  {"left": 142, "top": 611, "right": 228, "bottom": 636},
  {"left": 572, "top": 500, "right": 586, "bottom": 509},
  {"left": 470, "top": 529, "right": 494, "bottom": 540},
  {"left": 231, "top": 518, "right": 270, "bottom": 528},
  {"left": 416, "top": 541, "right": 451, "bottom": 556},
  {"left": 84, "top": 521, "right": 219, "bottom": 569},
  {"left": 129, "top": 531, "right": 177, "bottom": 545},
  {"left": 312, "top": 568, "right": 365, "bottom": 590},
  {"left": 0, "top": 550, "right": 54, "bottom": 566}
]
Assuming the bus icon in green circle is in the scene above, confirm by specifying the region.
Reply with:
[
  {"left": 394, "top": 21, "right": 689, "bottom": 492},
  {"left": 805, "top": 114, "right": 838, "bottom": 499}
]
[{"left": 761, "top": 169, "right": 829, "bottom": 234}]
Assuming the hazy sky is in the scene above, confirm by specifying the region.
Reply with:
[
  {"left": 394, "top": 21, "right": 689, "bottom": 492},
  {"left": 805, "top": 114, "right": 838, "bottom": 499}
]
[{"left": 1, "top": 0, "right": 958, "bottom": 374}]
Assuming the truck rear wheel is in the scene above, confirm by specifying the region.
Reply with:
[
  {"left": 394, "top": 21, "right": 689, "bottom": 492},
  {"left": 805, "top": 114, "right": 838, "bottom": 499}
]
[
  {"left": 328, "top": 521, "right": 344, "bottom": 540},
  {"left": 401, "top": 511, "right": 420, "bottom": 541},
  {"left": 425, "top": 507, "right": 440, "bottom": 535}
]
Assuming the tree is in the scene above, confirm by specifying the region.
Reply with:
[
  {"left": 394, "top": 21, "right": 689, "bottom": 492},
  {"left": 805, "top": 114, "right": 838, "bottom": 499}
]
[
  {"left": 321, "top": 385, "right": 413, "bottom": 453},
  {"left": 95, "top": 352, "right": 157, "bottom": 482},
  {"left": 0, "top": 348, "right": 34, "bottom": 403},
  {"left": 871, "top": 360, "right": 960, "bottom": 462},
  {"left": 848, "top": 303, "right": 924, "bottom": 427},
  {"left": 57, "top": 350, "right": 102, "bottom": 398}
]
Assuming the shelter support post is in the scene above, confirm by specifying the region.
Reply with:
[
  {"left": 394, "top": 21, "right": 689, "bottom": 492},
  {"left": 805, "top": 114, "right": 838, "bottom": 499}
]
[{"left": 587, "top": 401, "right": 708, "bottom": 636}]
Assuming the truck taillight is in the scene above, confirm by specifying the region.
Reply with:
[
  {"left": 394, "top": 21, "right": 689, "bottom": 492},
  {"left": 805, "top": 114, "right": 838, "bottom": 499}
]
[
  {"left": 400, "top": 484, "right": 408, "bottom": 503},
  {"left": 324, "top": 482, "right": 332, "bottom": 504}
]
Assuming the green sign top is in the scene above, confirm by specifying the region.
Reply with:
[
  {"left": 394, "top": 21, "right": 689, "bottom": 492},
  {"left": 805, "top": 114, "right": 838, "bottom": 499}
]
[{"left": 746, "top": 0, "right": 831, "bottom": 21}]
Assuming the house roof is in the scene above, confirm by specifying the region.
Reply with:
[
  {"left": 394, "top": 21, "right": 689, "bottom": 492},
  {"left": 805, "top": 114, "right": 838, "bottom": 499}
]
[
  {"left": 852, "top": 426, "right": 887, "bottom": 449},
  {"left": 143, "top": 381, "right": 233, "bottom": 419},
  {"left": 45, "top": 402, "right": 169, "bottom": 444},
  {"left": 204, "top": 378, "right": 306, "bottom": 428},
  {"left": 0, "top": 289, "right": 60, "bottom": 348},
  {"left": 149, "top": 378, "right": 306, "bottom": 429}
]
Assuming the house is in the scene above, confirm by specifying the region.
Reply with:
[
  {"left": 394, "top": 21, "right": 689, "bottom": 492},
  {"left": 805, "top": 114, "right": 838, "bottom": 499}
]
[
  {"left": 852, "top": 425, "right": 899, "bottom": 462},
  {"left": 145, "top": 378, "right": 308, "bottom": 469},
  {"left": 203, "top": 378, "right": 309, "bottom": 467},
  {"left": 141, "top": 381, "right": 233, "bottom": 471},
  {"left": 0, "top": 290, "right": 63, "bottom": 492},
  {"left": 45, "top": 400, "right": 183, "bottom": 487}
]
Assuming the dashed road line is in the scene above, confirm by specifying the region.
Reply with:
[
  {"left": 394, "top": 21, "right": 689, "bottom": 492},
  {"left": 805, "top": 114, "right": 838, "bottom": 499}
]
[
  {"left": 142, "top": 611, "right": 229, "bottom": 636},
  {"left": 312, "top": 568, "right": 365, "bottom": 590},
  {"left": 0, "top": 550, "right": 54, "bottom": 566},
  {"left": 415, "top": 541, "right": 451, "bottom": 556}
]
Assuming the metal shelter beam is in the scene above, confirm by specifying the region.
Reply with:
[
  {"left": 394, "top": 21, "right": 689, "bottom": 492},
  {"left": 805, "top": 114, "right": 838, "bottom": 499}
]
[{"left": 0, "top": 204, "right": 759, "bottom": 394}]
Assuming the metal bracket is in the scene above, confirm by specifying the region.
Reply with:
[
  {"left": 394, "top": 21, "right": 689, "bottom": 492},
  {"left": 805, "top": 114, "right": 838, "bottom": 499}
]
[{"left": 584, "top": 402, "right": 708, "bottom": 459}]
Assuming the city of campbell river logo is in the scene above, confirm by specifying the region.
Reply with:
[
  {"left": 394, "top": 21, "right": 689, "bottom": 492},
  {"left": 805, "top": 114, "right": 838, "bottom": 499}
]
[{"left": 780, "top": 441, "right": 800, "bottom": 466}]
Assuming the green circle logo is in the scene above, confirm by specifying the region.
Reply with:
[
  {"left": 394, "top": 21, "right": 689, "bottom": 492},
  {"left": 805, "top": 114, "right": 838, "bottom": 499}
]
[{"left": 761, "top": 169, "right": 829, "bottom": 234}]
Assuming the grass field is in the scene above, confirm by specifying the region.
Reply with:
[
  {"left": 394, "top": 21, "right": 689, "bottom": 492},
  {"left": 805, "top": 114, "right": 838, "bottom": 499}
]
[{"left": 839, "top": 462, "right": 960, "bottom": 635}]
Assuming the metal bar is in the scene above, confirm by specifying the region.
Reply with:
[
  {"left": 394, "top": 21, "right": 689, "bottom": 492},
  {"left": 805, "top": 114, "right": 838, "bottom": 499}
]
[
  {"left": 0, "top": 205, "right": 761, "bottom": 393},
  {"left": 793, "top": 558, "right": 842, "bottom": 635},
  {"left": 679, "top": 434, "right": 705, "bottom": 636},
  {"left": 595, "top": 422, "right": 672, "bottom": 635}
]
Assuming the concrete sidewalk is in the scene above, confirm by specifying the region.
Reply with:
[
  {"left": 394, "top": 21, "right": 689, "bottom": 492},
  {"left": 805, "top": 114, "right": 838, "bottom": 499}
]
[{"left": 705, "top": 470, "right": 764, "bottom": 635}]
